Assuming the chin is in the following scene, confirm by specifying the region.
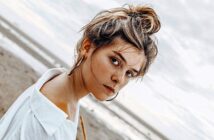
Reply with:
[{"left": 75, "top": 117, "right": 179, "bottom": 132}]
[{"left": 90, "top": 92, "right": 107, "bottom": 101}]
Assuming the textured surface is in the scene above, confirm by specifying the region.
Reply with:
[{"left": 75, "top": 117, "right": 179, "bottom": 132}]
[{"left": 0, "top": 47, "right": 38, "bottom": 117}]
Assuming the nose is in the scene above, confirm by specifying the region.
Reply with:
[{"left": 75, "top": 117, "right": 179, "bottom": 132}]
[{"left": 111, "top": 70, "right": 126, "bottom": 85}]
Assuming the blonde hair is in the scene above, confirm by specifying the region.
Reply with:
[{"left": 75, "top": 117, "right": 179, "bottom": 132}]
[{"left": 71, "top": 5, "right": 161, "bottom": 77}]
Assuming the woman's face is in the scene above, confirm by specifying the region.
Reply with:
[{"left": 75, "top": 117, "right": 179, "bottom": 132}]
[{"left": 82, "top": 37, "right": 145, "bottom": 101}]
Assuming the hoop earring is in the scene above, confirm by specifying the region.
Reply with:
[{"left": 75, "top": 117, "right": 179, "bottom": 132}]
[
  {"left": 78, "top": 55, "right": 86, "bottom": 66},
  {"left": 68, "top": 55, "right": 85, "bottom": 76},
  {"left": 105, "top": 92, "right": 119, "bottom": 101}
]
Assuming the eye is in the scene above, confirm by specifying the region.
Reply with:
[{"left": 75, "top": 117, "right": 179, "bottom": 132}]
[
  {"left": 110, "top": 57, "right": 120, "bottom": 66},
  {"left": 126, "top": 71, "right": 134, "bottom": 78}
]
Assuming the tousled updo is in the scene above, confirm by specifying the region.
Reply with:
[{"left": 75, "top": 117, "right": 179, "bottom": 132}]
[{"left": 72, "top": 5, "right": 161, "bottom": 77}]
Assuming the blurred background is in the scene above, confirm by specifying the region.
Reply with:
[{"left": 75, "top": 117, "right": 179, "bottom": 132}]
[{"left": 0, "top": 0, "right": 214, "bottom": 140}]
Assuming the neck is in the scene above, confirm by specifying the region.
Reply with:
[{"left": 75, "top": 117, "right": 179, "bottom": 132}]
[
  {"left": 40, "top": 66, "right": 89, "bottom": 119},
  {"left": 65, "top": 65, "right": 89, "bottom": 103}
]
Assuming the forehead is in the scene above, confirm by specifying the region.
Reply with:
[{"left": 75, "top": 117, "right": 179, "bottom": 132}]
[{"left": 102, "top": 37, "right": 145, "bottom": 69}]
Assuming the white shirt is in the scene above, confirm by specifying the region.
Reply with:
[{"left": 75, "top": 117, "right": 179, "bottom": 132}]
[{"left": 0, "top": 68, "right": 80, "bottom": 140}]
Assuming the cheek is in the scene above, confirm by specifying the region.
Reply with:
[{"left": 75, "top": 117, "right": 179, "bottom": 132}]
[
  {"left": 121, "top": 81, "right": 129, "bottom": 89},
  {"left": 94, "top": 56, "right": 112, "bottom": 75}
]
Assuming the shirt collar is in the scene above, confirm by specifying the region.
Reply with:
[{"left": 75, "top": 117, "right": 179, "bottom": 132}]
[{"left": 30, "top": 68, "right": 79, "bottom": 136}]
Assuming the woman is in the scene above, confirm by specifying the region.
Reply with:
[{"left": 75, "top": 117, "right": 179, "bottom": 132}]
[{"left": 0, "top": 4, "right": 161, "bottom": 140}]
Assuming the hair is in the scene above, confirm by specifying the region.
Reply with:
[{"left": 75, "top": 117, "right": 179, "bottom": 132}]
[
  {"left": 73, "top": 5, "right": 161, "bottom": 138},
  {"left": 70, "top": 4, "right": 161, "bottom": 77}
]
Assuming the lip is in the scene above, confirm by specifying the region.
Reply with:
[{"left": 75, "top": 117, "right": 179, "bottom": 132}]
[{"left": 103, "top": 85, "right": 115, "bottom": 94}]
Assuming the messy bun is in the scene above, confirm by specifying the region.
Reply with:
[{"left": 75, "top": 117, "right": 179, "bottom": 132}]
[{"left": 74, "top": 5, "right": 161, "bottom": 76}]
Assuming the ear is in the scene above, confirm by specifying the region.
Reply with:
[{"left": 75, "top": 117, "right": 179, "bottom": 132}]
[{"left": 80, "top": 38, "right": 93, "bottom": 57}]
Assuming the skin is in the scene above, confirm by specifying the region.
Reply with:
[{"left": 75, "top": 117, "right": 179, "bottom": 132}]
[{"left": 40, "top": 37, "right": 145, "bottom": 121}]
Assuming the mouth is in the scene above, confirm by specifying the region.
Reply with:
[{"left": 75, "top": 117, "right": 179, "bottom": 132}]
[{"left": 103, "top": 85, "right": 115, "bottom": 94}]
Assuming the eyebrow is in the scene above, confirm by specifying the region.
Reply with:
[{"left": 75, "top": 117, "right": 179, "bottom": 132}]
[{"left": 113, "top": 51, "right": 140, "bottom": 74}]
